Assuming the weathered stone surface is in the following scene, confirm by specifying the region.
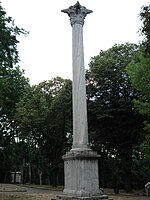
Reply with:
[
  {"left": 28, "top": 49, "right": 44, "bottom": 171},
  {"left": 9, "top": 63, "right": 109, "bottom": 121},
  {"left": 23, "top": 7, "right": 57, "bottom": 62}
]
[
  {"left": 71, "top": 22, "right": 89, "bottom": 151},
  {"left": 62, "top": 151, "right": 101, "bottom": 197},
  {"left": 61, "top": 2, "right": 92, "bottom": 26},
  {"left": 63, "top": 150, "right": 100, "bottom": 160},
  {"left": 62, "top": 2, "right": 92, "bottom": 152}
]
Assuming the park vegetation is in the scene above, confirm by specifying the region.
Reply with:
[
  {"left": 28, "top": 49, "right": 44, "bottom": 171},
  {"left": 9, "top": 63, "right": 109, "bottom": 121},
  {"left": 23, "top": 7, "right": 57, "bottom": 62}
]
[{"left": 0, "top": 1, "right": 149, "bottom": 192}]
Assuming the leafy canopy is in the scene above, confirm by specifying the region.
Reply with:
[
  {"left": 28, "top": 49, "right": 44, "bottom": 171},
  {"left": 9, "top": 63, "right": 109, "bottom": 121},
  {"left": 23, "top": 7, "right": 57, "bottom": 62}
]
[{"left": 127, "top": 3, "right": 150, "bottom": 132}]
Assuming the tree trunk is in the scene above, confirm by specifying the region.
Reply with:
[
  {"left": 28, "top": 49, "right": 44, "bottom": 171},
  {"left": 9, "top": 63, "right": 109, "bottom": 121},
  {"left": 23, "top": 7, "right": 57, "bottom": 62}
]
[
  {"left": 38, "top": 167, "right": 42, "bottom": 185},
  {"left": 52, "top": 168, "right": 58, "bottom": 187},
  {"left": 120, "top": 142, "right": 133, "bottom": 192},
  {"left": 28, "top": 162, "right": 32, "bottom": 184},
  {"left": 39, "top": 173, "right": 42, "bottom": 185},
  {"left": 21, "top": 159, "right": 25, "bottom": 184}
]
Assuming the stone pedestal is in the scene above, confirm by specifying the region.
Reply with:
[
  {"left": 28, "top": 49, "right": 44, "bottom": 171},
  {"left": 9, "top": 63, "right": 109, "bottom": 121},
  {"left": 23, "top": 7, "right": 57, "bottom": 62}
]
[
  {"left": 57, "top": 150, "right": 112, "bottom": 200},
  {"left": 63, "top": 150, "right": 101, "bottom": 197}
]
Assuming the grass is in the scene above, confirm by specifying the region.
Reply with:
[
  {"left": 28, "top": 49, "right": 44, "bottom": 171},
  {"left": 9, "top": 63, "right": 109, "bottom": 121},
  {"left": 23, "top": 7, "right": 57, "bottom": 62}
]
[
  {"left": 18, "top": 184, "right": 64, "bottom": 191},
  {"left": 0, "top": 194, "right": 56, "bottom": 200},
  {"left": 0, "top": 194, "right": 28, "bottom": 200}
]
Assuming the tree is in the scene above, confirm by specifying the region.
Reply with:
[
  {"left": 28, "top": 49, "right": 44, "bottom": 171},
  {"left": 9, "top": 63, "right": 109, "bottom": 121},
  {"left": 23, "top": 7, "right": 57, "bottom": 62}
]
[
  {"left": 0, "top": 3, "right": 28, "bottom": 118},
  {"left": 141, "top": 134, "right": 150, "bottom": 160},
  {"left": 0, "top": 2, "right": 29, "bottom": 182},
  {"left": 86, "top": 43, "right": 145, "bottom": 191},
  {"left": 127, "top": 53, "right": 150, "bottom": 132},
  {"left": 140, "top": 4, "right": 150, "bottom": 54},
  {"left": 126, "top": 4, "right": 150, "bottom": 187},
  {"left": 15, "top": 77, "right": 72, "bottom": 186},
  {"left": 127, "top": 3, "right": 150, "bottom": 133},
  {"left": 0, "top": 4, "right": 27, "bottom": 67}
]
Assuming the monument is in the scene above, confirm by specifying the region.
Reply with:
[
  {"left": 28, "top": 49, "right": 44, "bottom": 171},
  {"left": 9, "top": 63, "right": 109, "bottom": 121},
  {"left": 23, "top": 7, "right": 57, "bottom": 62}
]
[{"left": 57, "top": 2, "right": 112, "bottom": 200}]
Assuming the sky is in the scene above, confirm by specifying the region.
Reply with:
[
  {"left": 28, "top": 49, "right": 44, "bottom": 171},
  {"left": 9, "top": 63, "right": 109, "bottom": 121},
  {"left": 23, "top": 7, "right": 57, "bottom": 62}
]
[{"left": 1, "top": 0, "right": 149, "bottom": 85}]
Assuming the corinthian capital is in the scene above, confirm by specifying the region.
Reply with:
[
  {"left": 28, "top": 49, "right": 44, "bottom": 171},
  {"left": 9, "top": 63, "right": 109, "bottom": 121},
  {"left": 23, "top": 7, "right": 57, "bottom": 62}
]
[{"left": 61, "top": 1, "right": 92, "bottom": 26}]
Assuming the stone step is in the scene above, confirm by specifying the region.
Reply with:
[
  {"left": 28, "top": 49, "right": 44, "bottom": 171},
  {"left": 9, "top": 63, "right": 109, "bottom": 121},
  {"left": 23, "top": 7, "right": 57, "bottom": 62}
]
[{"left": 56, "top": 195, "right": 113, "bottom": 200}]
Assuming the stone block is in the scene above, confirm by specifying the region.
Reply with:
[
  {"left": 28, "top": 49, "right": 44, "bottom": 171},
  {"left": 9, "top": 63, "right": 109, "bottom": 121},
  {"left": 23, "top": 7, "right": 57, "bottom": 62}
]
[{"left": 62, "top": 150, "right": 102, "bottom": 198}]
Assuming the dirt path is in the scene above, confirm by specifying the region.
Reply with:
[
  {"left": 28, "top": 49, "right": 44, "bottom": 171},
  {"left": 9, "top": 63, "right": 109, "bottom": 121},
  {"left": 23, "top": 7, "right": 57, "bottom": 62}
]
[
  {"left": 0, "top": 183, "right": 62, "bottom": 194},
  {"left": 0, "top": 184, "right": 149, "bottom": 200}
]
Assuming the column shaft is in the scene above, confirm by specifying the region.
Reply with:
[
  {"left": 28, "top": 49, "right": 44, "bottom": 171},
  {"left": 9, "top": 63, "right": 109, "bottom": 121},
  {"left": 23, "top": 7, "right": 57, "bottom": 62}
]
[{"left": 72, "top": 23, "right": 89, "bottom": 150}]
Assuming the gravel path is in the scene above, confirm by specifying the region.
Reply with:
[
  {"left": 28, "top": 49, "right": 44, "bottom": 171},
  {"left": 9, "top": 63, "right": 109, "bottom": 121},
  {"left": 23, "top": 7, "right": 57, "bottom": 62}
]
[{"left": 0, "top": 183, "right": 62, "bottom": 194}]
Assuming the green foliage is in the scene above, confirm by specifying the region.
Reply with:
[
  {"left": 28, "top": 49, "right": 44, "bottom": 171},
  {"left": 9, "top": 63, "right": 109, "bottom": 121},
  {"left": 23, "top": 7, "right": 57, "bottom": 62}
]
[
  {"left": 0, "top": 67, "right": 29, "bottom": 118},
  {"left": 127, "top": 3, "right": 150, "bottom": 133},
  {"left": 126, "top": 2, "right": 150, "bottom": 188},
  {"left": 127, "top": 53, "right": 150, "bottom": 132},
  {"left": 87, "top": 43, "right": 140, "bottom": 110},
  {"left": 15, "top": 77, "right": 72, "bottom": 185},
  {"left": 0, "top": 4, "right": 27, "bottom": 67},
  {"left": 0, "top": 2, "right": 29, "bottom": 182},
  {"left": 0, "top": 2, "right": 29, "bottom": 120},
  {"left": 87, "top": 43, "right": 145, "bottom": 190},
  {"left": 141, "top": 134, "right": 150, "bottom": 160},
  {"left": 132, "top": 135, "right": 150, "bottom": 186},
  {"left": 140, "top": 4, "right": 150, "bottom": 54}
]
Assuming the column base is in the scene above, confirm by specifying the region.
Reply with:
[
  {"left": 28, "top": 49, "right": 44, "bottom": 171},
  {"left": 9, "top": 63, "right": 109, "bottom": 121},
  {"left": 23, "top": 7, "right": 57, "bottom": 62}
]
[
  {"left": 71, "top": 144, "right": 91, "bottom": 152},
  {"left": 56, "top": 150, "right": 113, "bottom": 200},
  {"left": 62, "top": 150, "right": 102, "bottom": 198},
  {"left": 56, "top": 194, "right": 113, "bottom": 200}
]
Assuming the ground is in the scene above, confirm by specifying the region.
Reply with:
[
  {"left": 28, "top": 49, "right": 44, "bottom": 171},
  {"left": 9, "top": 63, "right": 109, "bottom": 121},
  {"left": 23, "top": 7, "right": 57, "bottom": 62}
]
[{"left": 0, "top": 184, "right": 149, "bottom": 200}]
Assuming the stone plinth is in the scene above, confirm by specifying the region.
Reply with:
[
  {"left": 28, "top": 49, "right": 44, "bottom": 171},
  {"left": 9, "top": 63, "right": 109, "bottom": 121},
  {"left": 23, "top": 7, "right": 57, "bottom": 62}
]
[
  {"left": 63, "top": 150, "right": 101, "bottom": 197},
  {"left": 57, "top": 150, "right": 112, "bottom": 200}
]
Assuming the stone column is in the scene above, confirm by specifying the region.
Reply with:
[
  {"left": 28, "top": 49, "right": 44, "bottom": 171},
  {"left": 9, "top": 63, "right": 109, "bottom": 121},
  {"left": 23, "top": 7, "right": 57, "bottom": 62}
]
[
  {"left": 58, "top": 2, "right": 111, "bottom": 199},
  {"left": 62, "top": 1, "right": 92, "bottom": 151}
]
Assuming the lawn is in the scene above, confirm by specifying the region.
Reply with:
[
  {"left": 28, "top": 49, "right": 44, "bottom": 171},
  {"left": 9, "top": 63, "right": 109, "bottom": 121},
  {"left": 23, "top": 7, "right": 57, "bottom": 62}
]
[{"left": 0, "top": 193, "right": 56, "bottom": 200}]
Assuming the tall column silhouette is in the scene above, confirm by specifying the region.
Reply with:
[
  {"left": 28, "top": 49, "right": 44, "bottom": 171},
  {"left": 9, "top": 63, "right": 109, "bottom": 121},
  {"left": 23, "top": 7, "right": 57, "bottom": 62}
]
[
  {"left": 62, "top": 2, "right": 92, "bottom": 151},
  {"left": 58, "top": 2, "right": 111, "bottom": 199}
]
